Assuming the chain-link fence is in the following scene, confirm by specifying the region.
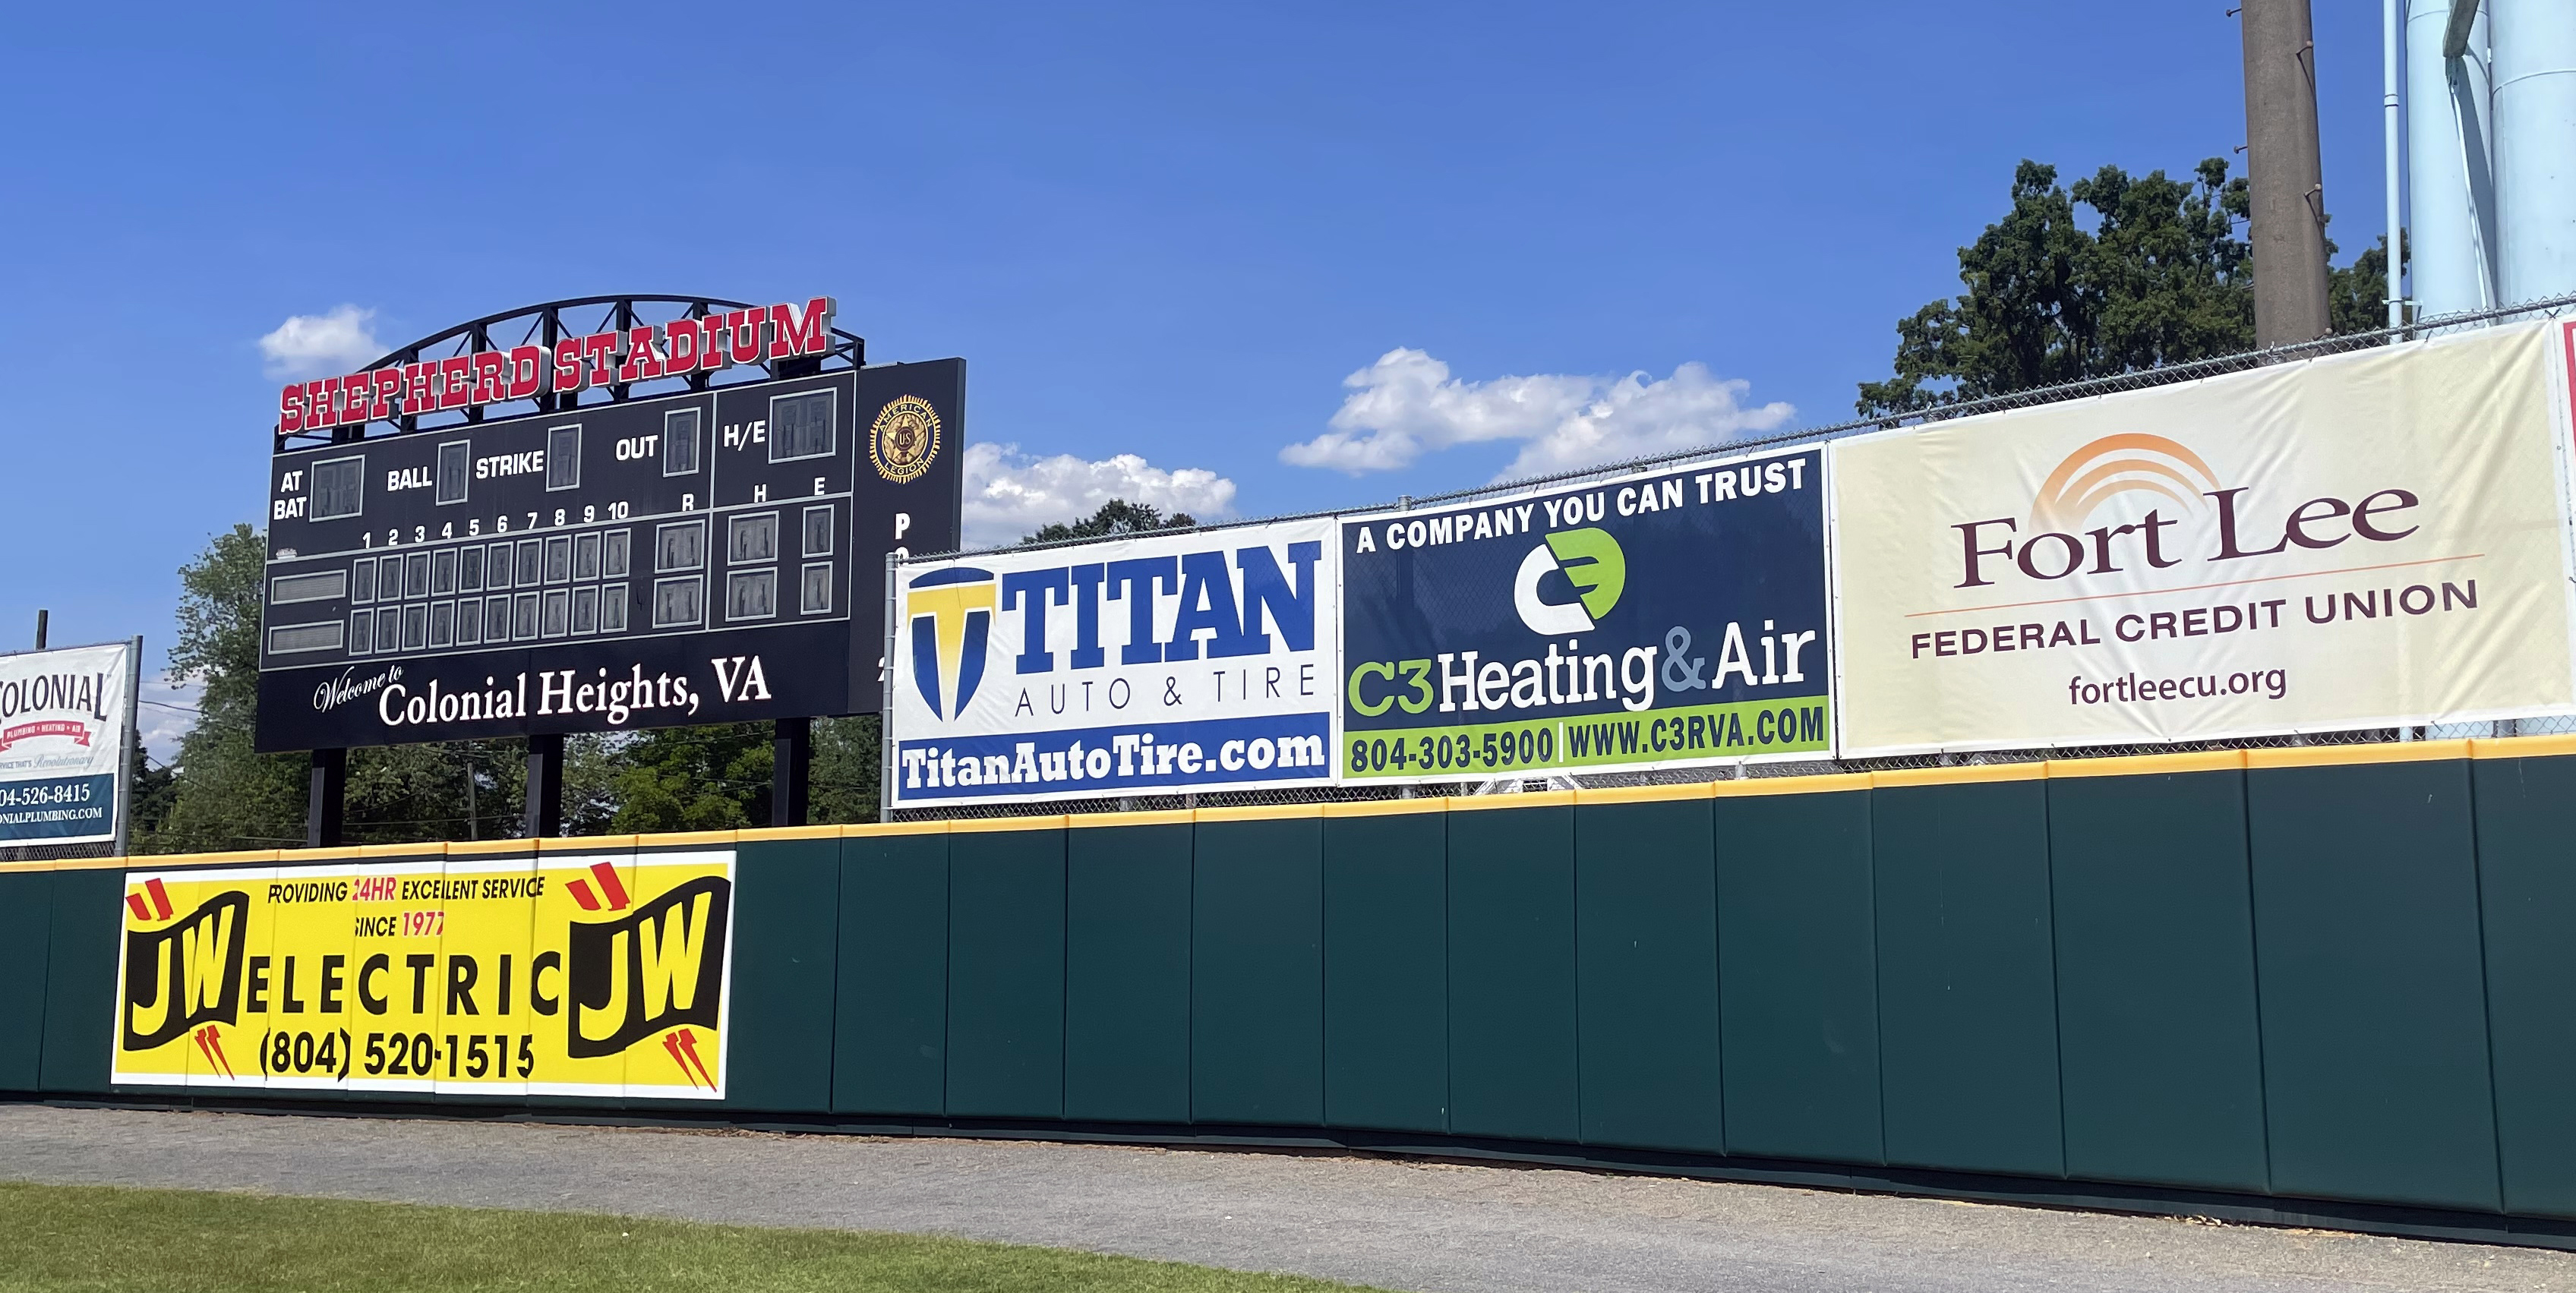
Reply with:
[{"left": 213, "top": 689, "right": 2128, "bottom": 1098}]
[{"left": 889, "top": 293, "right": 2576, "bottom": 822}]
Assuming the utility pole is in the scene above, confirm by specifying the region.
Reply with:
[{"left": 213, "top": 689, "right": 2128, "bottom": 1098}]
[{"left": 2243, "top": 0, "right": 2337, "bottom": 345}]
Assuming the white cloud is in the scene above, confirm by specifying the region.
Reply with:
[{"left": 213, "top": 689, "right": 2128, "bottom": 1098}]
[
  {"left": 258, "top": 304, "right": 384, "bottom": 377},
  {"left": 961, "top": 443, "right": 1238, "bottom": 548},
  {"left": 1282, "top": 348, "right": 1795, "bottom": 481}
]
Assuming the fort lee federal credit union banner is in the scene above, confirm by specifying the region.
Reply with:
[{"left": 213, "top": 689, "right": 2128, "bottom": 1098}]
[
  {"left": 112, "top": 849, "right": 734, "bottom": 1099},
  {"left": 1340, "top": 446, "right": 1831, "bottom": 781},
  {"left": 889, "top": 519, "right": 1338, "bottom": 806},
  {"left": 1832, "top": 320, "right": 2576, "bottom": 756}
]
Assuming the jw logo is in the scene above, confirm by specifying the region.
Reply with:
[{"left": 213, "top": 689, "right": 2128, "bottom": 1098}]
[
  {"left": 122, "top": 887, "right": 248, "bottom": 1053},
  {"left": 907, "top": 567, "right": 997, "bottom": 719},
  {"left": 567, "top": 875, "right": 731, "bottom": 1066},
  {"left": 1514, "top": 528, "right": 1626, "bottom": 635}
]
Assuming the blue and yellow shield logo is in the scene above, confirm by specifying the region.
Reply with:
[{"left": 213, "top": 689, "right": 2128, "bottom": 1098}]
[{"left": 908, "top": 567, "right": 996, "bottom": 718}]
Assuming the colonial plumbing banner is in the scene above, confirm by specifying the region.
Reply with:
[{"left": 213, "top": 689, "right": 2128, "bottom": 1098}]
[
  {"left": 889, "top": 519, "right": 1337, "bottom": 805},
  {"left": 1831, "top": 320, "right": 2576, "bottom": 756},
  {"left": 0, "top": 641, "right": 134, "bottom": 845},
  {"left": 112, "top": 848, "right": 733, "bottom": 1099},
  {"left": 1340, "top": 446, "right": 1832, "bottom": 782}
]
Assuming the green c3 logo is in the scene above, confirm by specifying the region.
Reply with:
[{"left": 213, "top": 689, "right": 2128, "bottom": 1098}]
[{"left": 1514, "top": 527, "right": 1626, "bottom": 635}]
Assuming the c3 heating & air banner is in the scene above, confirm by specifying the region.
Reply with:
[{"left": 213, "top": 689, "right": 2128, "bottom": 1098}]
[
  {"left": 111, "top": 848, "right": 733, "bottom": 1099},
  {"left": 1830, "top": 320, "right": 2576, "bottom": 756},
  {"left": 1340, "top": 447, "right": 1831, "bottom": 782},
  {"left": 889, "top": 519, "right": 1337, "bottom": 805},
  {"left": 0, "top": 640, "right": 137, "bottom": 847}
]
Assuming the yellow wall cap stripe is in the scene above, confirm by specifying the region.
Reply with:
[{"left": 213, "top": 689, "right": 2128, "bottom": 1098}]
[
  {"left": 1068, "top": 809, "right": 1195, "bottom": 828},
  {"left": 841, "top": 819, "right": 953, "bottom": 837},
  {"left": 1573, "top": 782, "right": 1713, "bottom": 806},
  {"left": 1320, "top": 797, "right": 1452, "bottom": 818},
  {"left": 358, "top": 841, "right": 444, "bottom": 858},
  {"left": 734, "top": 825, "right": 841, "bottom": 843},
  {"left": 948, "top": 815, "right": 1066, "bottom": 834},
  {"left": 1713, "top": 771, "right": 1870, "bottom": 797},
  {"left": 539, "top": 834, "right": 635, "bottom": 852},
  {"left": 1198, "top": 803, "right": 1324, "bottom": 822},
  {"left": 2045, "top": 750, "right": 2247, "bottom": 779},
  {"left": 442, "top": 838, "right": 532, "bottom": 857},
  {"left": 1449, "top": 790, "right": 1576, "bottom": 812},
  {"left": 2471, "top": 732, "right": 2576, "bottom": 760},
  {"left": 2246, "top": 740, "right": 2472, "bottom": 769},
  {"left": 1872, "top": 762, "right": 2045, "bottom": 789}
]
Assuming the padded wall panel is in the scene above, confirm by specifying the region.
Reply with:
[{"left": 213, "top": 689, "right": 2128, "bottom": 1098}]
[
  {"left": 2477, "top": 753, "right": 2576, "bottom": 1218},
  {"left": 945, "top": 828, "right": 1067, "bottom": 1119},
  {"left": 834, "top": 833, "right": 950, "bottom": 1115},
  {"left": 1575, "top": 798, "right": 1722, "bottom": 1153},
  {"left": 1321, "top": 811, "right": 1448, "bottom": 1132},
  {"left": 1715, "top": 789, "right": 1882, "bottom": 1164},
  {"left": 1873, "top": 780, "right": 2065, "bottom": 1178},
  {"left": 721, "top": 838, "right": 839, "bottom": 1114},
  {"left": 39, "top": 867, "right": 118, "bottom": 1093},
  {"left": 1065, "top": 823, "right": 1192, "bottom": 1124},
  {"left": 2249, "top": 758, "right": 2501, "bottom": 1212},
  {"left": 1447, "top": 804, "right": 1580, "bottom": 1143},
  {"left": 0, "top": 871, "right": 55, "bottom": 1091},
  {"left": 2048, "top": 771, "right": 2269, "bottom": 1193},
  {"left": 1192, "top": 818, "right": 1324, "bottom": 1125}
]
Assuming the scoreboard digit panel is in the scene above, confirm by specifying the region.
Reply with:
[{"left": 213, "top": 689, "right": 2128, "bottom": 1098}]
[{"left": 254, "top": 360, "right": 963, "bottom": 752}]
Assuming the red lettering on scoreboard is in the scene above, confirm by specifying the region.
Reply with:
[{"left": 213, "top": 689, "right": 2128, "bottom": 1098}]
[{"left": 276, "top": 297, "right": 835, "bottom": 435}]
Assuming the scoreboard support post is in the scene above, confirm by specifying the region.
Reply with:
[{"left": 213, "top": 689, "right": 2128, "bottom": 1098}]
[
  {"left": 305, "top": 749, "right": 346, "bottom": 848},
  {"left": 525, "top": 734, "right": 564, "bottom": 838},
  {"left": 772, "top": 717, "right": 811, "bottom": 828}
]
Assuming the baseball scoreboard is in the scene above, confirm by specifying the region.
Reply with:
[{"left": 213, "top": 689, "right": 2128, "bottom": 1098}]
[{"left": 254, "top": 307, "right": 961, "bottom": 752}]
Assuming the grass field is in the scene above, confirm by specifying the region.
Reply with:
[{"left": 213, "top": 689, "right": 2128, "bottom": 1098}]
[{"left": 0, "top": 1181, "right": 1384, "bottom": 1292}]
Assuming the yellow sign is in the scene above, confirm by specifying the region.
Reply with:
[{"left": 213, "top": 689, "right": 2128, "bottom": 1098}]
[{"left": 111, "top": 848, "right": 733, "bottom": 1099}]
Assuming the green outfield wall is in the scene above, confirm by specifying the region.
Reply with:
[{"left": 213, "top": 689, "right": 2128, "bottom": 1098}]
[{"left": 10, "top": 736, "right": 2576, "bottom": 1241}]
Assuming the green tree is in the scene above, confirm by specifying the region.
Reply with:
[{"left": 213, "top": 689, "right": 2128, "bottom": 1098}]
[
  {"left": 126, "top": 745, "right": 178, "bottom": 842},
  {"left": 560, "top": 714, "right": 879, "bottom": 832},
  {"left": 1024, "top": 500, "right": 1197, "bottom": 545},
  {"left": 148, "top": 524, "right": 520, "bottom": 852},
  {"left": 150, "top": 525, "right": 308, "bottom": 851},
  {"left": 2328, "top": 234, "right": 2402, "bottom": 337},
  {"left": 1860, "top": 159, "right": 2399, "bottom": 415},
  {"left": 588, "top": 724, "right": 773, "bottom": 834},
  {"left": 810, "top": 714, "right": 881, "bottom": 825}
]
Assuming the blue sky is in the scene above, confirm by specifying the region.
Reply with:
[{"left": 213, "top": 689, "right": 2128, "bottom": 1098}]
[{"left": 2, "top": 1, "right": 2388, "bottom": 742}]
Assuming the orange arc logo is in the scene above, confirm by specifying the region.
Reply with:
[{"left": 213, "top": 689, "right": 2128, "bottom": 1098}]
[{"left": 2030, "top": 434, "right": 2224, "bottom": 531}]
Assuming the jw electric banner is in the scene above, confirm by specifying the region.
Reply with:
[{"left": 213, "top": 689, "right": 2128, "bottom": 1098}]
[
  {"left": 1340, "top": 449, "right": 1832, "bottom": 781},
  {"left": 889, "top": 520, "right": 1337, "bottom": 805},
  {"left": 111, "top": 849, "right": 734, "bottom": 1099},
  {"left": 0, "top": 642, "right": 134, "bottom": 845},
  {"left": 256, "top": 361, "right": 964, "bottom": 751},
  {"left": 1832, "top": 321, "right": 2576, "bottom": 756}
]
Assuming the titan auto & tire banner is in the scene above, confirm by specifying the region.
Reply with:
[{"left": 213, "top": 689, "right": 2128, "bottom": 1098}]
[
  {"left": 1829, "top": 320, "right": 2576, "bottom": 755},
  {"left": 888, "top": 519, "right": 1337, "bottom": 805},
  {"left": 111, "top": 847, "right": 732, "bottom": 1099},
  {"left": 1340, "top": 446, "right": 1832, "bottom": 782}
]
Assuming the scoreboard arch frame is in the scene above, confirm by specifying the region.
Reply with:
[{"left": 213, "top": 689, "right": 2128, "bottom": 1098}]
[{"left": 273, "top": 295, "right": 868, "bottom": 451}]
